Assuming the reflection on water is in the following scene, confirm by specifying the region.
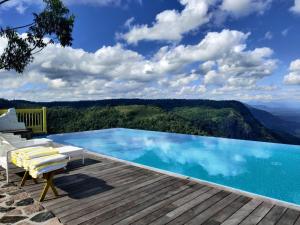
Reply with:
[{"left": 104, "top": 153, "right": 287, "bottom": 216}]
[{"left": 48, "top": 128, "right": 300, "bottom": 205}]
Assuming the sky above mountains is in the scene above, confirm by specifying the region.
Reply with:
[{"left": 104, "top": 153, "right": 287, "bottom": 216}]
[{"left": 1, "top": 0, "right": 300, "bottom": 105}]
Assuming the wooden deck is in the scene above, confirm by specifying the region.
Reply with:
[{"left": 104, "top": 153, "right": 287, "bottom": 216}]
[{"left": 10, "top": 153, "right": 300, "bottom": 225}]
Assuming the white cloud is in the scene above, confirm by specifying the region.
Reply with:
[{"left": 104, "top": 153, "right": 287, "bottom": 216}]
[
  {"left": 290, "top": 0, "right": 300, "bottom": 14},
  {"left": 281, "top": 28, "right": 290, "bottom": 37},
  {"left": 284, "top": 59, "right": 300, "bottom": 85},
  {"left": 64, "top": 0, "right": 142, "bottom": 7},
  {"left": 121, "top": 0, "right": 212, "bottom": 44},
  {"left": 0, "top": 0, "right": 141, "bottom": 14},
  {"left": 220, "top": 0, "right": 272, "bottom": 17},
  {"left": 121, "top": 0, "right": 274, "bottom": 44},
  {"left": 0, "top": 0, "right": 42, "bottom": 14},
  {"left": 0, "top": 29, "right": 278, "bottom": 101},
  {"left": 264, "top": 31, "right": 273, "bottom": 40}
]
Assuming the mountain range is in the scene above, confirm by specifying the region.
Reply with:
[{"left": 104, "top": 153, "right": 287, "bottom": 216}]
[{"left": 0, "top": 98, "right": 299, "bottom": 145}]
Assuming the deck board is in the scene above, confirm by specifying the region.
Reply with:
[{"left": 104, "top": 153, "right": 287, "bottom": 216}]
[{"left": 13, "top": 153, "right": 300, "bottom": 225}]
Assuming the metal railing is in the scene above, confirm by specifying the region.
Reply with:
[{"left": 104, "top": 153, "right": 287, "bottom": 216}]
[{"left": 0, "top": 107, "right": 47, "bottom": 134}]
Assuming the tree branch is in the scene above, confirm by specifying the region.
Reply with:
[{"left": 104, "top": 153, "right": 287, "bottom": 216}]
[
  {"left": 32, "top": 46, "right": 46, "bottom": 55},
  {"left": 1, "top": 22, "right": 36, "bottom": 32},
  {"left": 0, "top": 0, "right": 11, "bottom": 5}
]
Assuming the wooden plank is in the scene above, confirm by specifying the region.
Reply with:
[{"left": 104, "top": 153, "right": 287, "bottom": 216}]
[
  {"left": 185, "top": 193, "right": 240, "bottom": 225},
  {"left": 49, "top": 173, "right": 165, "bottom": 211},
  {"left": 239, "top": 202, "right": 273, "bottom": 225},
  {"left": 66, "top": 179, "right": 187, "bottom": 225},
  {"left": 91, "top": 180, "right": 193, "bottom": 225},
  {"left": 276, "top": 208, "right": 300, "bottom": 225},
  {"left": 220, "top": 199, "right": 262, "bottom": 225},
  {"left": 149, "top": 188, "right": 219, "bottom": 225},
  {"left": 165, "top": 191, "right": 230, "bottom": 225},
  {"left": 60, "top": 176, "right": 177, "bottom": 224},
  {"left": 294, "top": 214, "right": 300, "bottom": 225},
  {"left": 47, "top": 172, "right": 156, "bottom": 210},
  {"left": 258, "top": 205, "right": 286, "bottom": 225},
  {"left": 116, "top": 184, "right": 204, "bottom": 225},
  {"left": 203, "top": 196, "right": 251, "bottom": 224}
]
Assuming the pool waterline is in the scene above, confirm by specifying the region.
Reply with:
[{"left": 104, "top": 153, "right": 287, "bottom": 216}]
[{"left": 47, "top": 128, "right": 300, "bottom": 207}]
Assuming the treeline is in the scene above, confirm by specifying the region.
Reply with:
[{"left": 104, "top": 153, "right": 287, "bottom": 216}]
[
  {"left": 47, "top": 104, "right": 280, "bottom": 143},
  {"left": 1, "top": 98, "right": 300, "bottom": 145}
]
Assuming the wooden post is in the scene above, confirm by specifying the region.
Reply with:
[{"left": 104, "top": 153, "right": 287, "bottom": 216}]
[{"left": 42, "top": 107, "right": 47, "bottom": 134}]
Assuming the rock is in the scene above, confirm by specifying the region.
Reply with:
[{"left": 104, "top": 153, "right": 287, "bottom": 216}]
[
  {"left": 5, "top": 200, "right": 14, "bottom": 206},
  {"left": 16, "top": 221, "right": 35, "bottom": 225},
  {"left": 0, "top": 206, "right": 15, "bottom": 213},
  {"left": 5, "top": 208, "right": 22, "bottom": 216},
  {"left": 23, "top": 203, "right": 44, "bottom": 215},
  {"left": 1, "top": 183, "right": 15, "bottom": 188},
  {"left": 0, "top": 194, "right": 6, "bottom": 198},
  {"left": 3, "top": 186, "right": 20, "bottom": 194},
  {"left": 16, "top": 198, "right": 34, "bottom": 206},
  {"left": 10, "top": 192, "right": 30, "bottom": 201},
  {"left": 8, "top": 190, "right": 24, "bottom": 196},
  {"left": 30, "top": 211, "right": 55, "bottom": 222},
  {"left": 0, "top": 216, "right": 27, "bottom": 224}
]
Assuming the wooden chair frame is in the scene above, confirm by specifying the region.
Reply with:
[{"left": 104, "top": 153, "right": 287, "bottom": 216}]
[{"left": 20, "top": 169, "right": 62, "bottom": 202}]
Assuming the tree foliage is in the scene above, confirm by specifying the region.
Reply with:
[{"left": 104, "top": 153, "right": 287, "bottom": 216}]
[{"left": 0, "top": 0, "right": 74, "bottom": 73}]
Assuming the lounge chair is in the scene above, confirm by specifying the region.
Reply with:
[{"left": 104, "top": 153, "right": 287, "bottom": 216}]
[
  {"left": 0, "top": 108, "right": 26, "bottom": 132},
  {"left": 11, "top": 147, "right": 68, "bottom": 201},
  {"left": 0, "top": 137, "right": 85, "bottom": 183}
]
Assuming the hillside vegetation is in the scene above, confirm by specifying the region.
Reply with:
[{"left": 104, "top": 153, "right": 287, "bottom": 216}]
[
  {"left": 1, "top": 98, "right": 299, "bottom": 144},
  {"left": 47, "top": 104, "right": 278, "bottom": 143}
]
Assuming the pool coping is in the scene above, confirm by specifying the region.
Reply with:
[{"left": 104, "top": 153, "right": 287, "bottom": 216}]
[{"left": 85, "top": 149, "right": 300, "bottom": 211}]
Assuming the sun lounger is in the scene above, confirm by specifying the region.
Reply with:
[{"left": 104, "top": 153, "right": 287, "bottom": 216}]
[
  {"left": 1, "top": 136, "right": 85, "bottom": 183},
  {"left": 12, "top": 150, "right": 68, "bottom": 202}
]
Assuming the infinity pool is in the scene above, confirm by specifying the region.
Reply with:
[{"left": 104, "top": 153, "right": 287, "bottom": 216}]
[{"left": 47, "top": 128, "right": 300, "bottom": 205}]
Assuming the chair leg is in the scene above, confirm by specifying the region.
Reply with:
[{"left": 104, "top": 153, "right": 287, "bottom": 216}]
[
  {"left": 20, "top": 171, "right": 29, "bottom": 187},
  {"left": 39, "top": 172, "right": 59, "bottom": 202},
  {"left": 49, "top": 173, "right": 58, "bottom": 196},
  {"left": 39, "top": 173, "right": 51, "bottom": 202},
  {"left": 6, "top": 168, "right": 9, "bottom": 184}
]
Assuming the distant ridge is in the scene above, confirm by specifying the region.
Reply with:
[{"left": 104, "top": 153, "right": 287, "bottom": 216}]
[{"left": 1, "top": 98, "right": 300, "bottom": 145}]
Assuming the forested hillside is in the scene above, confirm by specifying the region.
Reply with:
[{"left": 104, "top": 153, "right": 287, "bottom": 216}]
[{"left": 1, "top": 98, "right": 299, "bottom": 145}]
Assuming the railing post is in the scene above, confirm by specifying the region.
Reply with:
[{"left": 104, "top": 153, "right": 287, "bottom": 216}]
[{"left": 42, "top": 107, "right": 47, "bottom": 134}]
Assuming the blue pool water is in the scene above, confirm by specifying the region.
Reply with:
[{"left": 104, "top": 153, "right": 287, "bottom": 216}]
[{"left": 47, "top": 128, "right": 300, "bottom": 205}]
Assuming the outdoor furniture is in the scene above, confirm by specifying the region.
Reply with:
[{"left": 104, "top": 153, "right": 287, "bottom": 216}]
[
  {"left": 0, "top": 108, "right": 26, "bottom": 132},
  {"left": 58, "top": 145, "right": 85, "bottom": 164},
  {"left": 0, "top": 138, "right": 53, "bottom": 183},
  {"left": 0, "top": 135, "right": 85, "bottom": 183},
  {"left": 12, "top": 148, "right": 68, "bottom": 202},
  {"left": 20, "top": 169, "right": 63, "bottom": 202}
]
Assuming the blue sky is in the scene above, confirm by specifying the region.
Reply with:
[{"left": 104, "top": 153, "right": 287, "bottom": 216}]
[{"left": 0, "top": 0, "right": 300, "bottom": 106}]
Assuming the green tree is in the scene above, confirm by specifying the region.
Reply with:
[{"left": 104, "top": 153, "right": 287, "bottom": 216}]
[{"left": 0, "top": 0, "right": 74, "bottom": 73}]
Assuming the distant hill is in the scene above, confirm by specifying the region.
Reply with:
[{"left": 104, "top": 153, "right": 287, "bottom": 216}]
[
  {"left": 1, "top": 98, "right": 300, "bottom": 145},
  {"left": 248, "top": 106, "right": 300, "bottom": 138}
]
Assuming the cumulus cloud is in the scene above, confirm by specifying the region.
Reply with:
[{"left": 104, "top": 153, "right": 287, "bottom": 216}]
[
  {"left": 0, "top": 0, "right": 42, "bottom": 14},
  {"left": 121, "top": 0, "right": 274, "bottom": 44},
  {"left": 64, "top": 0, "right": 142, "bottom": 7},
  {"left": 284, "top": 59, "right": 300, "bottom": 85},
  {"left": 121, "top": 0, "right": 212, "bottom": 44},
  {"left": 0, "top": 29, "right": 277, "bottom": 101},
  {"left": 290, "top": 0, "right": 300, "bottom": 14},
  {"left": 0, "top": 0, "right": 141, "bottom": 14},
  {"left": 220, "top": 0, "right": 272, "bottom": 17}
]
